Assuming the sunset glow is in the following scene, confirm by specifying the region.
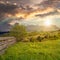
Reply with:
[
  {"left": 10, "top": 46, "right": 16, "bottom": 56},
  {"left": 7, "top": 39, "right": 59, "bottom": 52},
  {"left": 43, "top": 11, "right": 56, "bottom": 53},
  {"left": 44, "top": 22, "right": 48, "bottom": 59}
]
[{"left": 44, "top": 19, "right": 52, "bottom": 27}]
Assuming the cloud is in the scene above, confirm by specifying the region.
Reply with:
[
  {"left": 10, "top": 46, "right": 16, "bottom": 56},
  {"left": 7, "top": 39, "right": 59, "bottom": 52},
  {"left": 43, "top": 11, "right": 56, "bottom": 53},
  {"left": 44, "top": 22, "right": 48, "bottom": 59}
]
[
  {"left": 0, "top": 0, "right": 60, "bottom": 32},
  {"left": 0, "top": 0, "right": 60, "bottom": 19},
  {"left": 2, "top": 4, "right": 18, "bottom": 12},
  {"left": 35, "top": 9, "right": 60, "bottom": 17},
  {"left": 35, "top": 0, "right": 60, "bottom": 9},
  {"left": 0, "top": 3, "right": 19, "bottom": 20},
  {"left": 23, "top": 7, "right": 60, "bottom": 18},
  {"left": 12, "top": 0, "right": 60, "bottom": 18},
  {"left": 30, "top": 0, "right": 44, "bottom": 4},
  {"left": 0, "top": 0, "right": 31, "bottom": 5}
]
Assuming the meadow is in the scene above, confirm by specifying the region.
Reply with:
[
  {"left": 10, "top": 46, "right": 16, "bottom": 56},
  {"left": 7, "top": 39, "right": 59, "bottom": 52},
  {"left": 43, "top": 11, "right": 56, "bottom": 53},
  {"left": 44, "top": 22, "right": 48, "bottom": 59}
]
[
  {"left": 0, "top": 24, "right": 60, "bottom": 60},
  {"left": 0, "top": 39, "right": 60, "bottom": 60}
]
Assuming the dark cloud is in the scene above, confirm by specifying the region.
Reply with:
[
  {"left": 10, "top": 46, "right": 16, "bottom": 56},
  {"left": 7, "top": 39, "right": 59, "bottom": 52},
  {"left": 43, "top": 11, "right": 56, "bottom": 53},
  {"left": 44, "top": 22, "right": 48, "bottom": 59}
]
[
  {"left": 0, "top": 0, "right": 60, "bottom": 16},
  {"left": 0, "top": 3, "right": 19, "bottom": 20},
  {"left": 0, "top": 0, "right": 31, "bottom": 5},
  {"left": 35, "top": 0, "right": 60, "bottom": 9},
  {"left": 35, "top": 10, "right": 60, "bottom": 17},
  {"left": 0, "top": 3, "right": 18, "bottom": 13}
]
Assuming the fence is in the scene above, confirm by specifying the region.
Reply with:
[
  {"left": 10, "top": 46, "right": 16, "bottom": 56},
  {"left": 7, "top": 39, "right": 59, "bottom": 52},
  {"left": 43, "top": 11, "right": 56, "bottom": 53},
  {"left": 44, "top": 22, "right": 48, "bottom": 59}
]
[{"left": 0, "top": 37, "right": 16, "bottom": 55}]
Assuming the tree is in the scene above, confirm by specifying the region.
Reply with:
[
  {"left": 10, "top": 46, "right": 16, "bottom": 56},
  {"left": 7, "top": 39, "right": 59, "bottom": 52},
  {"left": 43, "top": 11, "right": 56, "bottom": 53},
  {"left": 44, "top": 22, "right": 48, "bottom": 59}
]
[{"left": 9, "top": 23, "right": 27, "bottom": 42}]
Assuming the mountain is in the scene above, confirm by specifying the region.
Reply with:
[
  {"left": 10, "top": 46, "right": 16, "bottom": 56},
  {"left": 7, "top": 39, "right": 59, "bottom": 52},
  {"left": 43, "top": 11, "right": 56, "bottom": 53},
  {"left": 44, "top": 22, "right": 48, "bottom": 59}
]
[
  {"left": 0, "top": 23, "right": 11, "bottom": 32},
  {"left": 0, "top": 22, "right": 59, "bottom": 32},
  {"left": 26, "top": 25, "right": 60, "bottom": 32}
]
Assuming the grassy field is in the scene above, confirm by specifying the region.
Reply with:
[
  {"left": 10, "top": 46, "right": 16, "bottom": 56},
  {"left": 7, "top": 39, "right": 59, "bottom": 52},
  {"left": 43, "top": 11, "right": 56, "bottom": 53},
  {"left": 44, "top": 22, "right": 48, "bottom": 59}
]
[{"left": 0, "top": 40, "right": 60, "bottom": 60}]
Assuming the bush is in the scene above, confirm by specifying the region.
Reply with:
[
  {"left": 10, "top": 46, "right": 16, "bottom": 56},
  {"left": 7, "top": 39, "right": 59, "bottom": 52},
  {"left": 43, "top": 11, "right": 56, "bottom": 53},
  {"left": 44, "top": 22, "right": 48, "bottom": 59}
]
[
  {"left": 30, "top": 37, "right": 36, "bottom": 42},
  {"left": 37, "top": 36, "right": 43, "bottom": 42}
]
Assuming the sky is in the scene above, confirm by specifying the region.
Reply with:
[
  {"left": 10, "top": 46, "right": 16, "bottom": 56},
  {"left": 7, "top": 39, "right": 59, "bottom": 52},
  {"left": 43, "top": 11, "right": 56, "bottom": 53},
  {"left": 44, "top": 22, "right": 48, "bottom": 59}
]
[{"left": 0, "top": 0, "right": 60, "bottom": 31}]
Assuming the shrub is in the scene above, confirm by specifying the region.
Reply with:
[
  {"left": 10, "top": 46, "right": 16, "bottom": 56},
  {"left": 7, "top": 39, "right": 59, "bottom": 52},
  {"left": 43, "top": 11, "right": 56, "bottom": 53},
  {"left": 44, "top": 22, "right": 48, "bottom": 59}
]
[
  {"left": 37, "top": 36, "right": 43, "bottom": 42},
  {"left": 30, "top": 37, "right": 36, "bottom": 42}
]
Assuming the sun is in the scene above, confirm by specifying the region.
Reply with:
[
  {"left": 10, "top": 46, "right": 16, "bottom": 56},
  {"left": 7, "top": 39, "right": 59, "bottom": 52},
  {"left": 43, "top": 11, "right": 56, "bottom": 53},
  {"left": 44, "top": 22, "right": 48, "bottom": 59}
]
[{"left": 44, "top": 20, "right": 52, "bottom": 27}]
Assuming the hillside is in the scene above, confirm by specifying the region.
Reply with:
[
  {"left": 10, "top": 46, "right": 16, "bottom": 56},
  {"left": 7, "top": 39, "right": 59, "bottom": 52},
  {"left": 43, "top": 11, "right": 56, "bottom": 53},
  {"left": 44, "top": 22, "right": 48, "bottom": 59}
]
[
  {"left": 26, "top": 25, "right": 60, "bottom": 32},
  {"left": 0, "top": 40, "right": 60, "bottom": 60}
]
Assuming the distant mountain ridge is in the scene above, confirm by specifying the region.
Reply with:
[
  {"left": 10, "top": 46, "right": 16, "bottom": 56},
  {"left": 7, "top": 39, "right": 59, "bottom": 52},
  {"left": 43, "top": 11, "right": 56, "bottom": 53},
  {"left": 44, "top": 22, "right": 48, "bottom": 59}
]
[
  {"left": 26, "top": 25, "right": 60, "bottom": 32},
  {"left": 0, "top": 31, "right": 9, "bottom": 34},
  {"left": 0, "top": 23, "right": 60, "bottom": 32},
  {"left": 0, "top": 23, "right": 11, "bottom": 32}
]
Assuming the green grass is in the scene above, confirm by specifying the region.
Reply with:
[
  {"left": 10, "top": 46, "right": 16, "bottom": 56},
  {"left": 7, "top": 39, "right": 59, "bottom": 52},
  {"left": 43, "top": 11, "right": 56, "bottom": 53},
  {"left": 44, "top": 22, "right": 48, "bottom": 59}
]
[{"left": 0, "top": 40, "right": 60, "bottom": 60}]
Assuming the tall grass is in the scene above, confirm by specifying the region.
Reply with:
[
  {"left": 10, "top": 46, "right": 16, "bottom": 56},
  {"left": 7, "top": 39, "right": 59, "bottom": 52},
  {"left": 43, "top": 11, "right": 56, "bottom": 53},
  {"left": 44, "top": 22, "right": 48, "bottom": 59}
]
[{"left": 0, "top": 40, "right": 60, "bottom": 60}]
